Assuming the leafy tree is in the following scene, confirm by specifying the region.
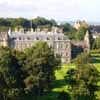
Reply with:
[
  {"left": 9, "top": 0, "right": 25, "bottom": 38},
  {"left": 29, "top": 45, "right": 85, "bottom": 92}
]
[
  {"left": 65, "top": 64, "right": 100, "bottom": 100},
  {"left": 92, "top": 37, "right": 100, "bottom": 49},
  {"left": 60, "top": 23, "right": 76, "bottom": 33},
  {"left": 0, "top": 18, "right": 10, "bottom": 27},
  {"left": 0, "top": 47, "right": 16, "bottom": 99},
  {"left": 0, "top": 47, "right": 27, "bottom": 100},
  {"left": 32, "top": 17, "right": 57, "bottom": 27},
  {"left": 24, "top": 41, "right": 61, "bottom": 95},
  {"left": 65, "top": 53, "right": 100, "bottom": 100},
  {"left": 57, "top": 91, "right": 71, "bottom": 100},
  {"left": 0, "top": 17, "right": 57, "bottom": 31},
  {"left": 73, "top": 53, "right": 91, "bottom": 65}
]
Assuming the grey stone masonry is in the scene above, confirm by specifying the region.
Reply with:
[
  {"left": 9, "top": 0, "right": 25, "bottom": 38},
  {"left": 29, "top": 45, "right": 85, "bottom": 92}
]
[{"left": 0, "top": 30, "right": 71, "bottom": 63}]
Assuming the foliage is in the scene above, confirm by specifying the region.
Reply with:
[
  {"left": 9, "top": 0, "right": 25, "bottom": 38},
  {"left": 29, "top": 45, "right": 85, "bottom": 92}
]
[
  {"left": 65, "top": 64, "right": 100, "bottom": 100},
  {"left": 57, "top": 91, "right": 71, "bottom": 100},
  {"left": 79, "top": 21, "right": 89, "bottom": 30},
  {"left": 92, "top": 38, "right": 100, "bottom": 49},
  {"left": 62, "top": 21, "right": 89, "bottom": 41},
  {"left": 65, "top": 52, "right": 100, "bottom": 100},
  {"left": 0, "top": 47, "right": 24, "bottom": 99},
  {"left": 32, "top": 17, "right": 57, "bottom": 27},
  {"left": 0, "top": 17, "right": 57, "bottom": 31},
  {"left": 72, "top": 53, "right": 91, "bottom": 65},
  {"left": 24, "top": 41, "right": 61, "bottom": 94},
  {"left": 60, "top": 23, "right": 76, "bottom": 33},
  {"left": 65, "top": 26, "right": 88, "bottom": 41}
]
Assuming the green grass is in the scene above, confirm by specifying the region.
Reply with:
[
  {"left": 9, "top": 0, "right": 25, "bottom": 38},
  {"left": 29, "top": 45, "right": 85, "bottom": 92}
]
[
  {"left": 90, "top": 51, "right": 100, "bottom": 99},
  {"left": 23, "top": 51, "right": 100, "bottom": 100},
  {"left": 52, "top": 64, "right": 75, "bottom": 92}
]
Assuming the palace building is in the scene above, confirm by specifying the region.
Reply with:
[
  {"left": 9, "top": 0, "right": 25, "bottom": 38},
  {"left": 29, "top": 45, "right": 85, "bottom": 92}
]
[{"left": 0, "top": 28, "right": 71, "bottom": 63}]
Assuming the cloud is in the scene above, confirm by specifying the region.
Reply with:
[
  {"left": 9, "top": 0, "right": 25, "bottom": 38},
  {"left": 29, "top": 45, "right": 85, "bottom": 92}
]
[{"left": 0, "top": 0, "right": 99, "bottom": 21}]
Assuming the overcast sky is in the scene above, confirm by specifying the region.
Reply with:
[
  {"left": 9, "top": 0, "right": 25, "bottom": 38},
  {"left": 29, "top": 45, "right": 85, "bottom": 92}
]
[{"left": 0, "top": 0, "right": 99, "bottom": 22}]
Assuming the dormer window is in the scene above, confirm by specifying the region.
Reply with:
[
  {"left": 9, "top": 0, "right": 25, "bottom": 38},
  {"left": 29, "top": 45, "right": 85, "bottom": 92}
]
[{"left": 47, "top": 37, "right": 50, "bottom": 40}]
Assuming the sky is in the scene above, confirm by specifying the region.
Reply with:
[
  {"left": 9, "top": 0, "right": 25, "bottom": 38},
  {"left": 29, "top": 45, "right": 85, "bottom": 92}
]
[{"left": 0, "top": 0, "right": 99, "bottom": 22}]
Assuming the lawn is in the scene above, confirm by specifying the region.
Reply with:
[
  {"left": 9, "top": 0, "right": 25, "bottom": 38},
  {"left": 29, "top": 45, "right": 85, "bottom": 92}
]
[{"left": 90, "top": 51, "right": 100, "bottom": 98}]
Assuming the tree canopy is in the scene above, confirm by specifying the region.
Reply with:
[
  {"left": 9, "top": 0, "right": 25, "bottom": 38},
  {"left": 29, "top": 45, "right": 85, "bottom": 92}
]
[{"left": 0, "top": 17, "right": 57, "bottom": 31}]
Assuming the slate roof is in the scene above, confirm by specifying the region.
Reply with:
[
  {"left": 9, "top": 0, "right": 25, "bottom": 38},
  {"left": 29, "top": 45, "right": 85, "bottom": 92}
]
[{"left": 9, "top": 32, "right": 69, "bottom": 41}]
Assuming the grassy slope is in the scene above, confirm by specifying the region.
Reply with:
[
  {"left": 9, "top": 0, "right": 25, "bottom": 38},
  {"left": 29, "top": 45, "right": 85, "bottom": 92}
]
[
  {"left": 52, "top": 64, "right": 75, "bottom": 92},
  {"left": 90, "top": 52, "right": 100, "bottom": 98}
]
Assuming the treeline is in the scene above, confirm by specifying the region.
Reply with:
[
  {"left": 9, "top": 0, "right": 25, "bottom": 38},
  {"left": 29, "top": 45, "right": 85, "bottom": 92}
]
[
  {"left": 0, "top": 41, "right": 61, "bottom": 100},
  {"left": 0, "top": 17, "right": 57, "bottom": 31}
]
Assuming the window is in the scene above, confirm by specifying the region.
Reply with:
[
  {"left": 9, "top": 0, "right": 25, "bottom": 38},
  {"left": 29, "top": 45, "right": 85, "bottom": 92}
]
[
  {"left": 19, "top": 37, "right": 21, "bottom": 40},
  {"left": 13, "top": 37, "right": 16, "bottom": 40},
  {"left": 58, "top": 37, "right": 61, "bottom": 40},
  {"left": 57, "top": 43, "right": 59, "bottom": 49},
  {"left": 36, "top": 37, "right": 39, "bottom": 40},
  {"left": 27, "top": 37, "right": 30, "bottom": 40},
  {"left": 47, "top": 37, "right": 50, "bottom": 40}
]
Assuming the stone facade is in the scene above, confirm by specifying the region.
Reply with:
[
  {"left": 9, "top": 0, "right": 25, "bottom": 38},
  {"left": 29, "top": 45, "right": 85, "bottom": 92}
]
[
  {"left": 0, "top": 29, "right": 71, "bottom": 63},
  {"left": 71, "top": 30, "right": 90, "bottom": 58},
  {"left": 84, "top": 31, "right": 90, "bottom": 53}
]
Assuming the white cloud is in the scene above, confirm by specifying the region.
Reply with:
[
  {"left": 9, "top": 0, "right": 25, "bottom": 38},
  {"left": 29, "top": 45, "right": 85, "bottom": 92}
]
[{"left": 0, "top": 0, "right": 99, "bottom": 21}]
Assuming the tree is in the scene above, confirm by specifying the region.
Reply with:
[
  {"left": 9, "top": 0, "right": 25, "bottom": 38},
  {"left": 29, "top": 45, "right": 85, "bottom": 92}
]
[
  {"left": 0, "top": 47, "right": 27, "bottom": 100},
  {"left": 57, "top": 91, "right": 71, "bottom": 100},
  {"left": 65, "top": 52, "right": 100, "bottom": 100},
  {"left": 32, "top": 17, "right": 57, "bottom": 28},
  {"left": 92, "top": 37, "right": 100, "bottom": 49},
  {"left": 73, "top": 53, "right": 91, "bottom": 65},
  {"left": 24, "top": 41, "right": 61, "bottom": 95},
  {"left": 60, "top": 23, "right": 76, "bottom": 33},
  {"left": 65, "top": 64, "right": 100, "bottom": 100},
  {"left": 0, "top": 47, "right": 16, "bottom": 99}
]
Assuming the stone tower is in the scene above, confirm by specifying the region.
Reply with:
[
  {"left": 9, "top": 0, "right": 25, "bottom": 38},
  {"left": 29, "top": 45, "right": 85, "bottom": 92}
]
[
  {"left": 74, "top": 21, "right": 81, "bottom": 30},
  {"left": 0, "top": 32, "right": 9, "bottom": 47},
  {"left": 84, "top": 30, "right": 90, "bottom": 53}
]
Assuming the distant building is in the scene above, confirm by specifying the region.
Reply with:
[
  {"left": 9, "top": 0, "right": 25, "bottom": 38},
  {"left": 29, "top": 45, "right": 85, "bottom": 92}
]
[
  {"left": 90, "top": 25, "right": 100, "bottom": 39},
  {"left": 71, "top": 30, "right": 90, "bottom": 58},
  {"left": 74, "top": 21, "right": 81, "bottom": 30},
  {"left": 0, "top": 27, "right": 90, "bottom": 63},
  {"left": 74, "top": 20, "right": 88, "bottom": 30},
  {"left": 0, "top": 28, "right": 71, "bottom": 63}
]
